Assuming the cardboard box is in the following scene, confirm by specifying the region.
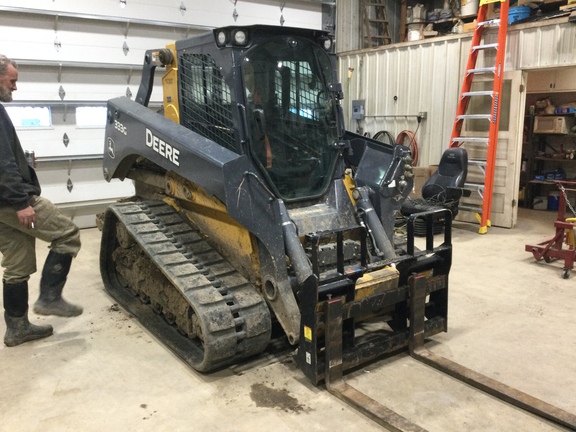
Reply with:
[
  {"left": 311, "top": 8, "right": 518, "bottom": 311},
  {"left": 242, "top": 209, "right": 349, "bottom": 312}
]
[
  {"left": 462, "top": 20, "right": 477, "bottom": 33},
  {"left": 533, "top": 196, "right": 548, "bottom": 210},
  {"left": 410, "top": 166, "right": 431, "bottom": 198}
]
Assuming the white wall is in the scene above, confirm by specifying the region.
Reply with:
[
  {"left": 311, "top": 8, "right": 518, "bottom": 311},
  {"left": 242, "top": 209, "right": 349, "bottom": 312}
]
[{"left": 0, "top": 0, "right": 323, "bottom": 227}]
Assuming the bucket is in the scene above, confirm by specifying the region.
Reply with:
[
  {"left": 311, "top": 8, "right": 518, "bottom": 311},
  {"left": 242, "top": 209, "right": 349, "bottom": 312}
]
[
  {"left": 548, "top": 191, "right": 560, "bottom": 211},
  {"left": 461, "top": 0, "right": 479, "bottom": 16},
  {"left": 509, "top": 6, "right": 530, "bottom": 24},
  {"left": 406, "top": 23, "right": 423, "bottom": 41}
]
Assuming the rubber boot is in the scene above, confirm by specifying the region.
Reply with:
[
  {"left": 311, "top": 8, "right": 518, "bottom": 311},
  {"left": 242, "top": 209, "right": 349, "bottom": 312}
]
[
  {"left": 4, "top": 281, "right": 53, "bottom": 347},
  {"left": 33, "top": 251, "right": 83, "bottom": 317}
]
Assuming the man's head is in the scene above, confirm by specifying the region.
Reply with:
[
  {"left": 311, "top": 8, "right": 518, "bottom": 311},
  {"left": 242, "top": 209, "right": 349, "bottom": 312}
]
[{"left": 0, "top": 55, "right": 18, "bottom": 103}]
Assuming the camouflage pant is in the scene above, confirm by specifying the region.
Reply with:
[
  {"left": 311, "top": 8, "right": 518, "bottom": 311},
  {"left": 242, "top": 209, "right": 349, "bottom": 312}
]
[{"left": 0, "top": 196, "right": 81, "bottom": 283}]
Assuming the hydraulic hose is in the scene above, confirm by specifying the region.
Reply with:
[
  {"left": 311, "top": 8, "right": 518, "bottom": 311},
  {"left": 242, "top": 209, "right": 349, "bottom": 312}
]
[
  {"left": 278, "top": 201, "right": 314, "bottom": 285},
  {"left": 354, "top": 186, "right": 397, "bottom": 259}
]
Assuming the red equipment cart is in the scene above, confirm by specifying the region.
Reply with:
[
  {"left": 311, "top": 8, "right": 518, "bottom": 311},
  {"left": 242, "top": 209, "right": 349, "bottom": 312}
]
[{"left": 525, "top": 180, "right": 576, "bottom": 279}]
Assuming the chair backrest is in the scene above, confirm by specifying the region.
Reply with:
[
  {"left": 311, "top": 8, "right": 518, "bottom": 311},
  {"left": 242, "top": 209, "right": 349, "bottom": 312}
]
[{"left": 422, "top": 148, "right": 468, "bottom": 203}]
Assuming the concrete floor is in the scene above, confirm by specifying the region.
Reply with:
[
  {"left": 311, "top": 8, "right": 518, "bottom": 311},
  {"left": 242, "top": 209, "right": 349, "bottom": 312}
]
[{"left": 1, "top": 208, "right": 575, "bottom": 432}]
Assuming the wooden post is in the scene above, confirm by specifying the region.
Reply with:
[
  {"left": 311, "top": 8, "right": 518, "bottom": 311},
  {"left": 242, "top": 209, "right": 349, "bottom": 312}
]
[{"left": 400, "top": 0, "right": 407, "bottom": 41}]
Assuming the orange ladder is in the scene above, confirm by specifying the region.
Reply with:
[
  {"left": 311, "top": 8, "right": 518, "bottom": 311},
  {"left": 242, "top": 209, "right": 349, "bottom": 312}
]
[{"left": 450, "top": 0, "right": 509, "bottom": 234}]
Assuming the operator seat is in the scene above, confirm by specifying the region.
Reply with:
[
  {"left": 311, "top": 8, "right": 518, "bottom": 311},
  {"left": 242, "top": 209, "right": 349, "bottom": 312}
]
[{"left": 400, "top": 147, "right": 469, "bottom": 235}]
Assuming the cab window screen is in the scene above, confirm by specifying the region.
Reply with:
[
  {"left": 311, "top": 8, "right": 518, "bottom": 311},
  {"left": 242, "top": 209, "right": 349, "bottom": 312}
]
[
  {"left": 243, "top": 37, "right": 339, "bottom": 201},
  {"left": 179, "top": 53, "right": 237, "bottom": 153}
]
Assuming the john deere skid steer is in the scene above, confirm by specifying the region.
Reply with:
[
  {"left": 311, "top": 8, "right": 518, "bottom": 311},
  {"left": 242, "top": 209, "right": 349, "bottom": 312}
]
[{"left": 99, "top": 25, "right": 576, "bottom": 431}]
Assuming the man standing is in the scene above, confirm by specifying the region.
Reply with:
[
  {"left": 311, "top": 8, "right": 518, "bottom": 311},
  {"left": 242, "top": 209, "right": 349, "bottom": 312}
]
[{"left": 0, "top": 54, "right": 83, "bottom": 347}]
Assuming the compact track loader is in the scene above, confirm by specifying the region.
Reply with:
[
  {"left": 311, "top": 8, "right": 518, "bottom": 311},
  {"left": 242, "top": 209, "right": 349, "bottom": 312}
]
[{"left": 100, "top": 25, "right": 576, "bottom": 431}]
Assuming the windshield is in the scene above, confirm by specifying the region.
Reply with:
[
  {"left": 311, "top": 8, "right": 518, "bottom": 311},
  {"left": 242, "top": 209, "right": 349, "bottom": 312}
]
[{"left": 243, "top": 36, "right": 340, "bottom": 201}]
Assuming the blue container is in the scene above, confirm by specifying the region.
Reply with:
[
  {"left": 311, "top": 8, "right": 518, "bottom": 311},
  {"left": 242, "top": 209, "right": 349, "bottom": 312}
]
[
  {"left": 509, "top": 6, "right": 530, "bottom": 24},
  {"left": 548, "top": 192, "right": 560, "bottom": 211}
]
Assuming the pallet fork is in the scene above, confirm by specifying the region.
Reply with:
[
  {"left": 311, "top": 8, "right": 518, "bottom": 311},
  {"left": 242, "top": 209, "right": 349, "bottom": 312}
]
[{"left": 298, "top": 210, "right": 576, "bottom": 431}]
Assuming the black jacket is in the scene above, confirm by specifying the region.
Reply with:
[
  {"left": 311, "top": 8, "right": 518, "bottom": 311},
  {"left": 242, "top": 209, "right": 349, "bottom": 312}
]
[{"left": 0, "top": 103, "right": 41, "bottom": 211}]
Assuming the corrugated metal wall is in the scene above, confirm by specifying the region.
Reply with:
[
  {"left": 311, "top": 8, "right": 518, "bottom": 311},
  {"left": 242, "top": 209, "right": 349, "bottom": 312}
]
[
  {"left": 337, "top": 18, "right": 576, "bottom": 167},
  {"left": 509, "top": 19, "right": 576, "bottom": 69},
  {"left": 336, "top": 0, "right": 403, "bottom": 52},
  {"left": 336, "top": 0, "right": 362, "bottom": 52},
  {"left": 339, "top": 34, "right": 470, "bottom": 165}
]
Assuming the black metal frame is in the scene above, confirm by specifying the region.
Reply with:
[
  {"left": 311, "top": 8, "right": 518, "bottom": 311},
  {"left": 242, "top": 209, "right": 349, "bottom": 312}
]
[
  {"left": 295, "top": 210, "right": 452, "bottom": 386},
  {"left": 298, "top": 209, "right": 576, "bottom": 431}
]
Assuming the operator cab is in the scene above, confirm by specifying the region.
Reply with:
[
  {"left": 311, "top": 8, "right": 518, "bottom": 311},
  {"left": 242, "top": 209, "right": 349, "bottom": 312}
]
[{"left": 239, "top": 31, "right": 342, "bottom": 202}]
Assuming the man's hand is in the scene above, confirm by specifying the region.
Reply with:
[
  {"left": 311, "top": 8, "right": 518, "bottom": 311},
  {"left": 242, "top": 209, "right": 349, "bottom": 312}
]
[{"left": 16, "top": 206, "right": 36, "bottom": 229}]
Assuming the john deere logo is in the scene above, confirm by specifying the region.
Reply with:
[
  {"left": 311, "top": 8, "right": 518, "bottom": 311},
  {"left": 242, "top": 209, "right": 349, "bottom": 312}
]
[{"left": 107, "top": 137, "right": 116, "bottom": 159}]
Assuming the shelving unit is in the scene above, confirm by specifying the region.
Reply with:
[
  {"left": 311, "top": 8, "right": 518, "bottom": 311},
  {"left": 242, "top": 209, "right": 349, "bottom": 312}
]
[
  {"left": 524, "top": 113, "right": 576, "bottom": 209},
  {"left": 400, "top": 1, "right": 475, "bottom": 41},
  {"left": 523, "top": 66, "right": 576, "bottom": 209}
]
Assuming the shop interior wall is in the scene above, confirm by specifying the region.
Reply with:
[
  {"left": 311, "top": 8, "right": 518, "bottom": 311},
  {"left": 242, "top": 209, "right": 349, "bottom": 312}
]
[
  {"left": 338, "top": 34, "right": 470, "bottom": 168},
  {"left": 337, "top": 18, "right": 576, "bottom": 168}
]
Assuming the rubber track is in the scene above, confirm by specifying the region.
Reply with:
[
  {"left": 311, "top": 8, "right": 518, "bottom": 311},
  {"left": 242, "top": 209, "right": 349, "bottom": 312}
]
[{"left": 102, "top": 200, "right": 271, "bottom": 372}]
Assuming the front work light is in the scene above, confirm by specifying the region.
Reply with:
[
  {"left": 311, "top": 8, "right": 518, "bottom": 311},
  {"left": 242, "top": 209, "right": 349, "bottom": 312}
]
[
  {"left": 216, "top": 30, "right": 228, "bottom": 47},
  {"left": 319, "top": 36, "right": 333, "bottom": 51},
  {"left": 233, "top": 30, "right": 248, "bottom": 46}
]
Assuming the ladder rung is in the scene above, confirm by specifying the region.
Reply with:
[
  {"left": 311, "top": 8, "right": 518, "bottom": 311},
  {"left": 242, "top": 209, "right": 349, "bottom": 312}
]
[
  {"left": 465, "top": 182, "right": 485, "bottom": 190},
  {"left": 370, "top": 35, "right": 392, "bottom": 39},
  {"left": 472, "top": 43, "right": 499, "bottom": 51},
  {"left": 457, "top": 114, "right": 491, "bottom": 121},
  {"left": 459, "top": 204, "right": 483, "bottom": 213},
  {"left": 452, "top": 137, "right": 489, "bottom": 144},
  {"left": 463, "top": 90, "right": 494, "bottom": 97},
  {"left": 478, "top": 19, "right": 501, "bottom": 28},
  {"left": 467, "top": 67, "right": 496, "bottom": 74},
  {"left": 368, "top": 19, "right": 389, "bottom": 23},
  {"left": 468, "top": 160, "right": 487, "bottom": 167}
]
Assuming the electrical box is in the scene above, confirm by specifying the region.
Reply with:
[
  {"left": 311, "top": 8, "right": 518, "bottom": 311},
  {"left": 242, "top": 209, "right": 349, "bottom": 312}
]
[{"left": 352, "top": 100, "right": 365, "bottom": 120}]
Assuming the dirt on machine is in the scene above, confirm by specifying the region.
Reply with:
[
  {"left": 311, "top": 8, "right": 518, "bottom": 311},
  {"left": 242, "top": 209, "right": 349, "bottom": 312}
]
[{"left": 99, "top": 25, "right": 576, "bottom": 431}]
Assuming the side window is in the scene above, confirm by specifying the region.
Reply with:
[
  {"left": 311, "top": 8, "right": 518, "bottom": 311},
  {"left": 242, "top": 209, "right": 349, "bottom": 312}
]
[
  {"left": 178, "top": 53, "right": 237, "bottom": 153},
  {"left": 465, "top": 80, "right": 511, "bottom": 132},
  {"left": 5, "top": 106, "right": 52, "bottom": 128},
  {"left": 76, "top": 106, "right": 107, "bottom": 128}
]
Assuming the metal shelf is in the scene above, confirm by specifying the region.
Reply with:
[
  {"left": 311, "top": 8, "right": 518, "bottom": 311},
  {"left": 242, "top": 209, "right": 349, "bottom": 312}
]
[
  {"left": 535, "top": 156, "right": 576, "bottom": 162},
  {"left": 529, "top": 180, "right": 563, "bottom": 185}
]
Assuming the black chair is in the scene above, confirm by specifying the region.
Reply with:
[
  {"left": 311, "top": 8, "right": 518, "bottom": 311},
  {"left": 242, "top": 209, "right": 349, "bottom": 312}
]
[{"left": 400, "top": 147, "right": 469, "bottom": 235}]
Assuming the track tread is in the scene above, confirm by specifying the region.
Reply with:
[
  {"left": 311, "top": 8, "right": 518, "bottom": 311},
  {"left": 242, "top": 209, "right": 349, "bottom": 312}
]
[{"left": 102, "top": 200, "right": 271, "bottom": 372}]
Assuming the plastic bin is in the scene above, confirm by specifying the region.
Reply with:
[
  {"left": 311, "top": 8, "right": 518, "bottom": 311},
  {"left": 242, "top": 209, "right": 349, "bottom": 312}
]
[
  {"left": 509, "top": 6, "right": 530, "bottom": 24},
  {"left": 548, "top": 191, "right": 560, "bottom": 211}
]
